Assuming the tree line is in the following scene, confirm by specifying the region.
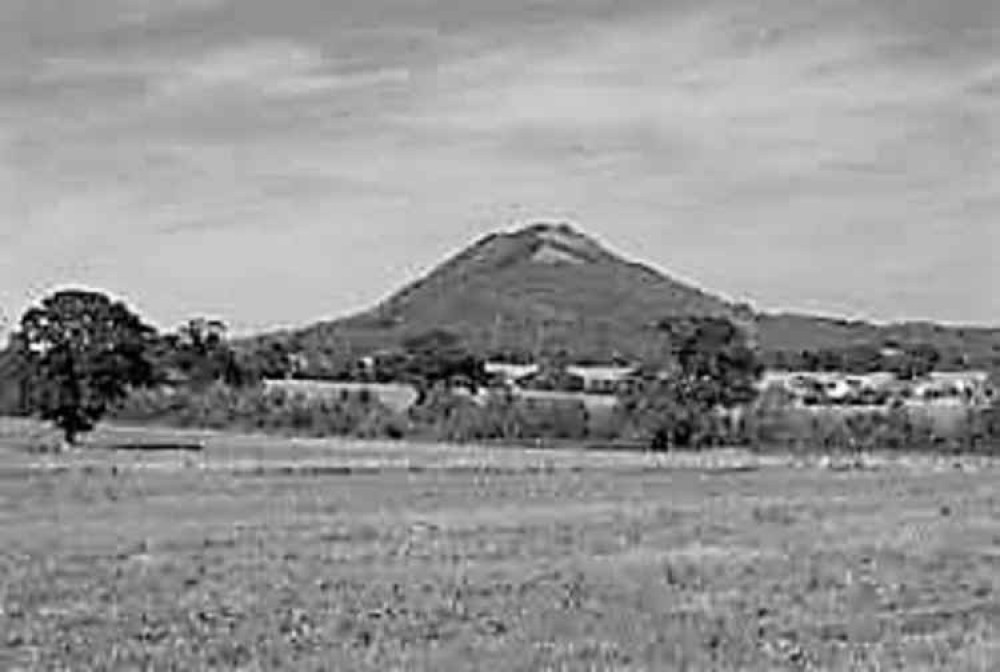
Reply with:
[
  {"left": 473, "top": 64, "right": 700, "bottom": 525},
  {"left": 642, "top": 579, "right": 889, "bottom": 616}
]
[
  {"left": 0, "top": 288, "right": 765, "bottom": 450},
  {"left": 763, "top": 342, "right": 949, "bottom": 378},
  {"left": 3, "top": 287, "right": 996, "bottom": 452},
  {"left": 0, "top": 289, "right": 257, "bottom": 445}
]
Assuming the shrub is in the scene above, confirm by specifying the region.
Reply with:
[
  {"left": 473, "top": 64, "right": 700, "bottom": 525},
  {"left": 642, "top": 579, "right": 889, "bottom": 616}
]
[
  {"left": 405, "top": 390, "right": 591, "bottom": 443},
  {"left": 114, "top": 383, "right": 406, "bottom": 440},
  {"left": 515, "top": 398, "right": 590, "bottom": 441},
  {"left": 112, "top": 379, "right": 1000, "bottom": 454}
]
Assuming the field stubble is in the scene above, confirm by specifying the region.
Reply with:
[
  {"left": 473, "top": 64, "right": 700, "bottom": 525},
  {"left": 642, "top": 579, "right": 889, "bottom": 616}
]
[{"left": 1, "top": 421, "right": 999, "bottom": 670}]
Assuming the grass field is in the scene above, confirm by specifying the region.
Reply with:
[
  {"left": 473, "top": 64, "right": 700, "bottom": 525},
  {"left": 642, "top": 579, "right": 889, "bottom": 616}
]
[{"left": 2, "top": 421, "right": 999, "bottom": 670}]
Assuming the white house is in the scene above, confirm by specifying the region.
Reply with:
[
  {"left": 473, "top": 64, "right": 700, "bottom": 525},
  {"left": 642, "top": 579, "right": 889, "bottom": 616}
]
[
  {"left": 485, "top": 362, "right": 540, "bottom": 386},
  {"left": 565, "top": 365, "right": 639, "bottom": 394},
  {"left": 914, "top": 371, "right": 993, "bottom": 403}
]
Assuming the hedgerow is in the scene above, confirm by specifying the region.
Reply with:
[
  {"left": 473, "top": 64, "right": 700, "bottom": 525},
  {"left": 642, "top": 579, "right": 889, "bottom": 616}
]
[{"left": 111, "top": 382, "right": 1000, "bottom": 454}]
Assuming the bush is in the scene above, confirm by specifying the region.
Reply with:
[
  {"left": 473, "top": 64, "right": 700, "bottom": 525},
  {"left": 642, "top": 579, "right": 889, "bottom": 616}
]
[
  {"left": 114, "top": 384, "right": 407, "bottom": 440},
  {"left": 115, "top": 384, "right": 594, "bottom": 445},
  {"left": 737, "top": 398, "right": 1000, "bottom": 455},
  {"left": 407, "top": 388, "right": 496, "bottom": 442},
  {"left": 112, "top": 380, "right": 1000, "bottom": 454},
  {"left": 405, "top": 390, "right": 591, "bottom": 443},
  {"left": 515, "top": 398, "right": 590, "bottom": 441}
]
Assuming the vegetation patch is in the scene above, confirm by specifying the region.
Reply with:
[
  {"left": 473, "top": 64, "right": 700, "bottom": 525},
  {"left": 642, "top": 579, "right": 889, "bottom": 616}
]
[{"left": 1, "top": 435, "right": 997, "bottom": 670}]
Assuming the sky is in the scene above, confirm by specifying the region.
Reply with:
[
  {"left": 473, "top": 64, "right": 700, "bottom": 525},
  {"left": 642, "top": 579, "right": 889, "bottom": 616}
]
[{"left": 0, "top": 0, "right": 997, "bottom": 336}]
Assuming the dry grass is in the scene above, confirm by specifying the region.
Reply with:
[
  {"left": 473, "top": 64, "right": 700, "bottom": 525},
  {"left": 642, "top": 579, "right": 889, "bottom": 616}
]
[{"left": 2, "top": 420, "right": 999, "bottom": 670}]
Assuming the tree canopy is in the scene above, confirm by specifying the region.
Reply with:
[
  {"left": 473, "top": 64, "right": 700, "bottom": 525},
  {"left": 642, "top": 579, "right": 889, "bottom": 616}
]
[
  {"left": 764, "top": 342, "right": 944, "bottom": 378},
  {"left": 153, "top": 318, "right": 255, "bottom": 388},
  {"left": 397, "top": 329, "right": 489, "bottom": 403},
  {"left": 622, "top": 316, "right": 763, "bottom": 449},
  {"left": 15, "top": 289, "right": 158, "bottom": 444}
]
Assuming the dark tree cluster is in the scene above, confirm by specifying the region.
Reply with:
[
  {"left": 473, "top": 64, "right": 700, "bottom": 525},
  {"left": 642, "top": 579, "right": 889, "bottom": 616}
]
[
  {"left": 394, "top": 329, "right": 490, "bottom": 404},
  {"left": 239, "top": 340, "right": 303, "bottom": 380},
  {"left": 622, "top": 316, "right": 763, "bottom": 450},
  {"left": 13, "top": 290, "right": 158, "bottom": 444},
  {"left": 271, "top": 329, "right": 491, "bottom": 401},
  {"left": 5, "top": 289, "right": 256, "bottom": 446},
  {"left": 765, "top": 342, "right": 943, "bottom": 378},
  {"left": 152, "top": 318, "right": 256, "bottom": 389}
]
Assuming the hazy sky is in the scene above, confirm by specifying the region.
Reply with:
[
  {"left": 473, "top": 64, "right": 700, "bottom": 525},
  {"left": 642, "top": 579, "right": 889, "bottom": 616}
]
[{"left": 1, "top": 0, "right": 997, "bottom": 335}]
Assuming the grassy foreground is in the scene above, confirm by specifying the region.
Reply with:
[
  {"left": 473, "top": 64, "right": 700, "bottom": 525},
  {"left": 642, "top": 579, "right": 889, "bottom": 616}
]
[{"left": 1, "top": 421, "right": 999, "bottom": 670}]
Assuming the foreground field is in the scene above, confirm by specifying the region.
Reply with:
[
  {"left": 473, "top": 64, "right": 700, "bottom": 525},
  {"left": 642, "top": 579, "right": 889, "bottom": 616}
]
[{"left": 1, "top": 423, "right": 999, "bottom": 670}]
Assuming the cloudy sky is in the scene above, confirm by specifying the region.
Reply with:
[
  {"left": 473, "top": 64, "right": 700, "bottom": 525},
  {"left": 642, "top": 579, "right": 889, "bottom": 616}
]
[{"left": 1, "top": 0, "right": 997, "bottom": 334}]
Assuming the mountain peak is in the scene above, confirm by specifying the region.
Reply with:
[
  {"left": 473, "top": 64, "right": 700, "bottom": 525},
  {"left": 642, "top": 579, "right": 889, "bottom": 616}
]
[
  {"left": 520, "top": 221, "right": 583, "bottom": 238},
  {"left": 479, "top": 221, "right": 614, "bottom": 267},
  {"left": 303, "top": 221, "right": 738, "bottom": 360},
  {"left": 249, "top": 221, "right": 1000, "bottom": 366},
  {"left": 517, "top": 222, "right": 606, "bottom": 265}
]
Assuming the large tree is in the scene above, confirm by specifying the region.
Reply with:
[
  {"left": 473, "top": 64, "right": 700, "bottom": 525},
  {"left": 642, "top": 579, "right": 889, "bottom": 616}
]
[
  {"left": 622, "top": 316, "right": 762, "bottom": 449},
  {"left": 15, "top": 289, "right": 158, "bottom": 445}
]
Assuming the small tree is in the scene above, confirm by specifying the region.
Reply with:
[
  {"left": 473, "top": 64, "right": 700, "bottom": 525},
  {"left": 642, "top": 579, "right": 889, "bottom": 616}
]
[
  {"left": 243, "top": 340, "right": 298, "bottom": 380},
  {"left": 887, "top": 343, "right": 941, "bottom": 380},
  {"left": 841, "top": 343, "right": 884, "bottom": 374},
  {"left": 15, "top": 289, "right": 157, "bottom": 446},
  {"left": 154, "top": 318, "right": 256, "bottom": 388}
]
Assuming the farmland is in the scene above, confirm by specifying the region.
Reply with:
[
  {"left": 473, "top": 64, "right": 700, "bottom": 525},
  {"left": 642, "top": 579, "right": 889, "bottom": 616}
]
[{"left": 2, "top": 422, "right": 1000, "bottom": 670}]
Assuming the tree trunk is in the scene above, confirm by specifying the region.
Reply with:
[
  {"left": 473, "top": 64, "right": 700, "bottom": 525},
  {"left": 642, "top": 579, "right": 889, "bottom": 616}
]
[{"left": 62, "top": 425, "right": 77, "bottom": 450}]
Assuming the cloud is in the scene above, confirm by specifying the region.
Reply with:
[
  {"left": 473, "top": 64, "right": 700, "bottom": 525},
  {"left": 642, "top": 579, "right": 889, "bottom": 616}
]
[
  {"left": 0, "top": 0, "right": 997, "bottom": 330},
  {"left": 152, "top": 41, "right": 411, "bottom": 101},
  {"left": 113, "top": 0, "right": 228, "bottom": 26},
  {"left": 371, "top": 3, "right": 996, "bottom": 322},
  {"left": 417, "top": 10, "right": 988, "bottom": 168},
  {"left": 34, "top": 39, "right": 412, "bottom": 103}
]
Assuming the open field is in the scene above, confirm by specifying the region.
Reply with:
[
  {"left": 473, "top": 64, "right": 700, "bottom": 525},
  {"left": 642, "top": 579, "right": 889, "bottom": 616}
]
[{"left": 2, "top": 421, "right": 1000, "bottom": 670}]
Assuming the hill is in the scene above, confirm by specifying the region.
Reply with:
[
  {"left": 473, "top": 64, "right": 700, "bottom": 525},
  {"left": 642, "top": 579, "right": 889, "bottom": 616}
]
[
  {"left": 756, "top": 313, "right": 1000, "bottom": 369},
  {"left": 252, "top": 223, "right": 749, "bottom": 366},
  {"left": 247, "top": 222, "right": 1000, "bottom": 370}
]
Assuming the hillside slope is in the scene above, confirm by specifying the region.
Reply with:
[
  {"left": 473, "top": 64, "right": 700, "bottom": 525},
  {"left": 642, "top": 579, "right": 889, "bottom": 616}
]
[
  {"left": 272, "top": 223, "right": 746, "bottom": 362},
  {"left": 249, "top": 223, "right": 1000, "bottom": 368},
  {"left": 756, "top": 314, "right": 1000, "bottom": 368}
]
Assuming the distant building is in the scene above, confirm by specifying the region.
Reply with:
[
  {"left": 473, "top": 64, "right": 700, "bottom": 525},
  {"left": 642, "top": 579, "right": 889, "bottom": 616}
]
[
  {"left": 914, "top": 371, "right": 993, "bottom": 404},
  {"left": 485, "top": 361, "right": 641, "bottom": 394},
  {"left": 760, "top": 369, "right": 993, "bottom": 407},
  {"left": 485, "top": 362, "right": 540, "bottom": 386},
  {"left": 565, "top": 365, "right": 640, "bottom": 394}
]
